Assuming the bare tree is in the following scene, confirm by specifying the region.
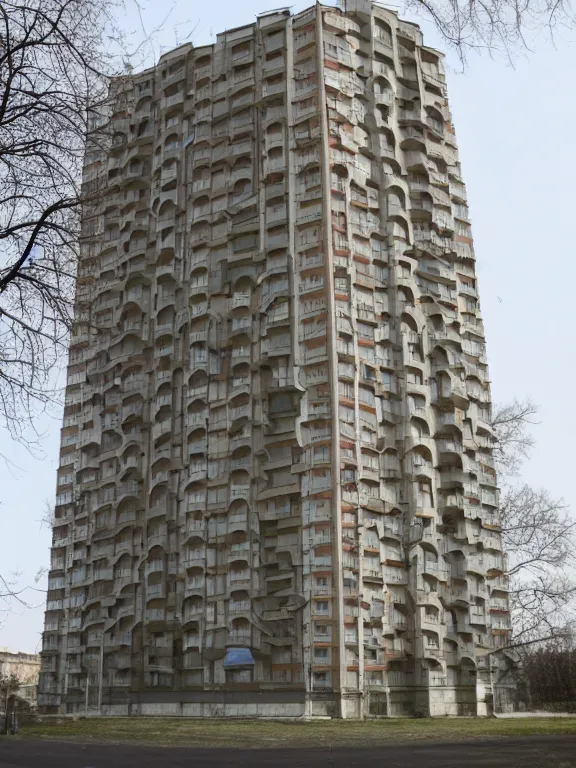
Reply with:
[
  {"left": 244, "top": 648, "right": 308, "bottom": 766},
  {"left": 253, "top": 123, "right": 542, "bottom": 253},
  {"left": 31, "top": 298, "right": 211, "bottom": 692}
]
[
  {"left": 0, "top": 0, "right": 125, "bottom": 630},
  {"left": 491, "top": 399, "right": 576, "bottom": 645},
  {"left": 521, "top": 639, "right": 576, "bottom": 711},
  {"left": 403, "top": 0, "right": 575, "bottom": 62},
  {"left": 0, "top": 1, "right": 185, "bottom": 450},
  {"left": 0, "top": 672, "right": 20, "bottom": 733},
  {"left": 0, "top": 571, "right": 31, "bottom": 627},
  {"left": 0, "top": 1, "right": 124, "bottom": 447},
  {"left": 491, "top": 398, "right": 538, "bottom": 477},
  {"left": 0, "top": 1, "right": 186, "bottom": 623}
]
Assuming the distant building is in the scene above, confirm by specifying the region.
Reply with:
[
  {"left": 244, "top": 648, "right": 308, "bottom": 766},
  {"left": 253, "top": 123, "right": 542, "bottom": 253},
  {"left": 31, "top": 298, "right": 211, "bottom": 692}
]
[{"left": 0, "top": 648, "right": 41, "bottom": 708}]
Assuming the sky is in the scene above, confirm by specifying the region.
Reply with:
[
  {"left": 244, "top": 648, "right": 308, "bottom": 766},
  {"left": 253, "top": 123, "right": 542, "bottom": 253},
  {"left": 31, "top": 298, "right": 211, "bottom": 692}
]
[{"left": 1, "top": 0, "right": 574, "bottom": 653}]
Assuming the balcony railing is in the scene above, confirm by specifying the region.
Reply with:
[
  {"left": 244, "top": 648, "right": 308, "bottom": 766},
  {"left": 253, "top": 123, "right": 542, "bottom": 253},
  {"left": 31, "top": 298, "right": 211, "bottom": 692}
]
[{"left": 229, "top": 600, "right": 250, "bottom": 613}]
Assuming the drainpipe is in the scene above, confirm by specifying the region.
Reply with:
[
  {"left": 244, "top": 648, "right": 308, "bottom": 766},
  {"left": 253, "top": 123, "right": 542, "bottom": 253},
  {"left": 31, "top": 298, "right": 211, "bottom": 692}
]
[
  {"left": 315, "top": 3, "right": 347, "bottom": 718},
  {"left": 97, "top": 642, "right": 104, "bottom": 714},
  {"left": 3, "top": 686, "right": 9, "bottom": 735},
  {"left": 489, "top": 657, "right": 495, "bottom": 716}
]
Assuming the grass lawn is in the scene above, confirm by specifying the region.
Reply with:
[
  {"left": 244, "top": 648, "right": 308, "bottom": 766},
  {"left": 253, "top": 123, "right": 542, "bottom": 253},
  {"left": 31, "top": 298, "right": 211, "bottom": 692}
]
[{"left": 13, "top": 716, "right": 576, "bottom": 749}]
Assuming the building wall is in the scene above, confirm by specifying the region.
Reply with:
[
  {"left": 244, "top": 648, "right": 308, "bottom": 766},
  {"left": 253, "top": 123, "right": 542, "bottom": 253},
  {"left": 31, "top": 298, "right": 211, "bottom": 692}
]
[
  {"left": 39, "top": 0, "right": 511, "bottom": 718},
  {"left": 0, "top": 649, "right": 41, "bottom": 707}
]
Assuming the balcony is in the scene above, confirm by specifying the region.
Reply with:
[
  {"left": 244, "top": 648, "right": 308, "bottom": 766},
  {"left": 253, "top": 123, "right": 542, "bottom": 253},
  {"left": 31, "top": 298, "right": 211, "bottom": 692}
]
[
  {"left": 146, "top": 608, "right": 166, "bottom": 622},
  {"left": 229, "top": 600, "right": 250, "bottom": 614},
  {"left": 117, "top": 481, "right": 140, "bottom": 499},
  {"left": 227, "top": 630, "right": 251, "bottom": 646},
  {"left": 188, "top": 438, "right": 206, "bottom": 456},
  {"left": 384, "top": 567, "right": 408, "bottom": 586},
  {"left": 229, "top": 542, "right": 250, "bottom": 561},
  {"left": 229, "top": 572, "right": 250, "bottom": 586},
  {"left": 489, "top": 597, "right": 509, "bottom": 612},
  {"left": 147, "top": 504, "right": 168, "bottom": 520},
  {"left": 422, "top": 560, "right": 450, "bottom": 580},
  {"left": 145, "top": 560, "right": 164, "bottom": 576},
  {"left": 230, "top": 485, "right": 250, "bottom": 501},
  {"left": 344, "top": 629, "right": 358, "bottom": 644},
  {"left": 181, "top": 515, "right": 204, "bottom": 536},
  {"left": 469, "top": 605, "right": 486, "bottom": 624},
  {"left": 117, "top": 604, "right": 135, "bottom": 620},
  {"left": 229, "top": 404, "right": 250, "bottom": 423},
  {"left": 105, "top": 630, "right": 132, "bottom": 648},
  {"left": 182, "top": 549, "right": 204, "bottom": 568},
  {"left": 186, "top": 578, "right": 203, "bottom": 593},
  {"left": 231, "top": 293, "right": 251, "bottom": 310},
  {"left": 147, "top": 584, "right": 166, "bottom": 600},
  {"left": 160, "top": 92, "right": 184, "bottom": 111},
  {"left": 228, "top": 512, "right": 248, "bottom": 528},
  {"left": 92, "top": 568, "right": 113, "bottom": 582}
]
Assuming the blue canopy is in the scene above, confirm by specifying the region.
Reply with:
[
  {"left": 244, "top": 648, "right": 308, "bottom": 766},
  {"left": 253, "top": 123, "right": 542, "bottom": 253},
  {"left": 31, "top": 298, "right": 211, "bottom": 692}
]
[{"left": 223, "top": 647, "right": 255, "bottom": 668}]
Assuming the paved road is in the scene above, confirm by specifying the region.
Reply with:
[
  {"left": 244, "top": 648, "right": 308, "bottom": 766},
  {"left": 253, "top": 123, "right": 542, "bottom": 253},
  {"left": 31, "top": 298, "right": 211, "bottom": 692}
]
[{"left": 1, "top": 737, "right": 576, "bottom": 767}]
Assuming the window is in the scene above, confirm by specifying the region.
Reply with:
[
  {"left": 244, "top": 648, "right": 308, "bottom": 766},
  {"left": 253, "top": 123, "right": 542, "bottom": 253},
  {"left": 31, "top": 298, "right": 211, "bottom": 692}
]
[
  {"left": 226, "top": 669, "right": 252, "bottom": 683},
  {"left": 339, "top": 405, "right": 355, "bottom": 423},
  {"left": 358, "top": 387, "right": 375, "bottom": 407},
  {"left": 364, "top": 365, "right": 377, "bottom": 381},
  {"left": 407, "top": 370, "right": 423, "bottom": 385},
  {"left": 148, "top": 672, "right": 173, "bottom": 687},
  {"left": 417, "top": 480, "right": 432, "bottom": 507},
  {"left": 269, "top": 393, "right": 293, "bottom": 413},
  {"left": 338, "top": 362, "right": 355, "bottom": 378},
  {"left": 314, "top": 647, "right": 329, "bottom": 660},
  {"left": 334, "top": 277, "right": 348, "bottom": 293},
  {"left": 358, "top": 347, "right": 376, "bottom": 364},
  {"left": 339, "top": 381, "right": 354, "bottom": 399},
  {"left": 208, "top": 487, "right": 228, "bottom": 504},
  {"left": 71, "top": 568, "right": 85, "bottom": 584},
  {"left": 183, "top": 670, "right": 203, "bottom": 686},
  {"left": 362, "top": 452, "right": 379, "bottom": 471},
  {"left": 315, "top": 600, "right": 329, "bottom": 614},
  {"left": 357, "top": 322, "right": 374, "bottom": 341},
  {"left": 95, "top": 511, "right": 109, "bottom": 530}
]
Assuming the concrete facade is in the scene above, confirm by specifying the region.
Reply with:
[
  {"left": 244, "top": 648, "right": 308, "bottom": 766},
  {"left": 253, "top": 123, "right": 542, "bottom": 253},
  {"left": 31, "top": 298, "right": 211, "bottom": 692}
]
[{"left": 39, "top": 0, "right": 511, "bottom": 718}]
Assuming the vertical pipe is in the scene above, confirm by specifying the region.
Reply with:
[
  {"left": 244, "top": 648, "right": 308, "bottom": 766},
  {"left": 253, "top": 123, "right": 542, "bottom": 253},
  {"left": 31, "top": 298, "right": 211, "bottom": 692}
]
[
  {"left": 97, "top": 642, "right": 104, "bottom": 714},
  {"left": 315, "top": 2, "right": 347, "bottom": 718}
]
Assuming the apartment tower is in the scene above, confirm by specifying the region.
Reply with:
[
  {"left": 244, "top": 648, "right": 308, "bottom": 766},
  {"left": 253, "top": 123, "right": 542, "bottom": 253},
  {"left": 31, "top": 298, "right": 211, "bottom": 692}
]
[{"left": 39, "top": 0, "right": 514, "bottom": 718}]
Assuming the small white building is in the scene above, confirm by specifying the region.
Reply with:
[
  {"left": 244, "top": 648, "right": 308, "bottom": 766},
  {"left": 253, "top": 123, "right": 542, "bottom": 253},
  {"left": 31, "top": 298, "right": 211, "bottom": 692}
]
[{"left": 0, "top": 648, "right": 41, "bottom": 708}]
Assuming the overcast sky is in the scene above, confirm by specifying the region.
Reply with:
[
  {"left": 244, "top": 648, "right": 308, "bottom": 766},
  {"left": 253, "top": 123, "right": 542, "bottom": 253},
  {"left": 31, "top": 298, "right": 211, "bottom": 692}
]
[{"left": 1, "top": 0, "right": 574, "bottom": 653}]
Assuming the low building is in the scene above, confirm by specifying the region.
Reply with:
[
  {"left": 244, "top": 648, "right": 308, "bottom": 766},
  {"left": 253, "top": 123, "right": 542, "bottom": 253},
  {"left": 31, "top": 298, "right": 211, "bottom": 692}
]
[{"left": 0, "top": 648, "right": 41, "bottom": 708}]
